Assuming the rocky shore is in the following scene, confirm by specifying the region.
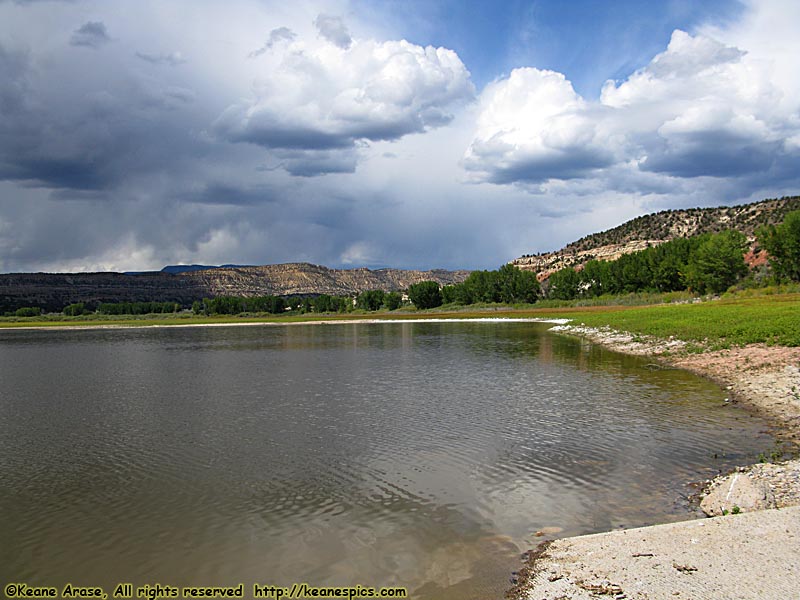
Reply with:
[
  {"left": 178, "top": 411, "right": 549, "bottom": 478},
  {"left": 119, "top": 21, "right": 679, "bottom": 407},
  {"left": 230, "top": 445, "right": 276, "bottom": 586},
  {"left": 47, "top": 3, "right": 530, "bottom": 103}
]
[{"left": 512, "top": 324, "right": 800, "bottom": 600}]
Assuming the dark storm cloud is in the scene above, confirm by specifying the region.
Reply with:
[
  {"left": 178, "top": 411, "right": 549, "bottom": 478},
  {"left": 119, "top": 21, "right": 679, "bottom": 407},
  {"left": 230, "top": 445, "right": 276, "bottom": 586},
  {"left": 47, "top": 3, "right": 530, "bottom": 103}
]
[
  {"left": 0, "top": 94, "right": 210, "bottom": 194},
  {"left": 182, "top": 182, "right": 280, "bottom": 206},
  {"left": 0, "top": 43, "right": 28, "bottom": 113},
  {"left": 70, "top": 21, "right": 111, "bottom": 48},
  {"left": 215, "top": 108, "right": 444, "bottom": 152},
  {"left": 0, "top": 29, "right": 208, "bottom": 194},
  {"left": 279, "top": 150, "right": 358, "bottom": 177},
  {"left": 214, "top": 112, "right": 355, "bottom": 150},
  {"left": 135, "top": 51, "right": 186, "bottom": 66},
  {"left": 2, "top": 157, "right": 112, "bottom": 190},
  {"left": 0, "top": 96, "right": 167, "bottom": 191},
  {"left": 469, "top": 147, "right": 614, "bottom": 185},
  {"left": 639, "top": 128, "right": 782, "bottom": 178},
  {"left": 0, "top": 44, "right": 118, "bottom": 190}
]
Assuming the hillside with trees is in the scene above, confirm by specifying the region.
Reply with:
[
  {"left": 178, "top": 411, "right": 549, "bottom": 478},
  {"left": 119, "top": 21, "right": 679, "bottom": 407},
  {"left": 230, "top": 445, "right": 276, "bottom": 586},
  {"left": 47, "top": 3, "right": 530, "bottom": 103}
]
[
  {"left": 540, "top": 208, "right": 800, "bottom": 301},
  {"left": 512, "top": 196, "right": 800, "bottom": 279}
]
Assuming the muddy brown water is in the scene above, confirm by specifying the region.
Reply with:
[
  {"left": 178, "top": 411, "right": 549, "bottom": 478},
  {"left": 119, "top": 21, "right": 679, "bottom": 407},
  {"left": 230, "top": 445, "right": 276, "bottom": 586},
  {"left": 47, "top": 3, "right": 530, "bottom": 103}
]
[{"left": 0, "top": 322, "right": 777, "bottom": 599}]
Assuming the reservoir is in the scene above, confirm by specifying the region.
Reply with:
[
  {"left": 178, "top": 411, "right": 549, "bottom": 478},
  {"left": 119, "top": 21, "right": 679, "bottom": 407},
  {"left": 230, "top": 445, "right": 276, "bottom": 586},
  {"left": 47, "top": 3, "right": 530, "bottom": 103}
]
[{"left": 0, "top": 322, "right": 776, "bottom": 599}]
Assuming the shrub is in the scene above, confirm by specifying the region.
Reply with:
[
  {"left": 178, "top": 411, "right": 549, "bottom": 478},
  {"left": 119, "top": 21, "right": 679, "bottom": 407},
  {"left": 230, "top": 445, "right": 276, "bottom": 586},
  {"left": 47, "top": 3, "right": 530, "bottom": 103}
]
[
  {"left": 408, "top": 281, "right": 443, "bottom": 309},
  {"left": 63, "top": 303, "right": 86, "bottom": 316}
]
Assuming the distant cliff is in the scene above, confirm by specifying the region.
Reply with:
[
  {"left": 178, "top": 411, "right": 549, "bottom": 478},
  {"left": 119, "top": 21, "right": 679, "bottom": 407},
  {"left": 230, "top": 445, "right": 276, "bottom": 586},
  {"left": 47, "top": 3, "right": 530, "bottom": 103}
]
[
  {"left": 512, "top": 196, "right": 800, "bottom": 280},
  {"left": 0, "top": 263, "right": 470, "bottom": 313}
]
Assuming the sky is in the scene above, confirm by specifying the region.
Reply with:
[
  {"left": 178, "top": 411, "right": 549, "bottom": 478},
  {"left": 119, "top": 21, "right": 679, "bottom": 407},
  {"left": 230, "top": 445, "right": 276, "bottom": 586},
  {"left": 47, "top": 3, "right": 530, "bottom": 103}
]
[{"left": 1, "top": 0, "right": 799, "bottom": 273}]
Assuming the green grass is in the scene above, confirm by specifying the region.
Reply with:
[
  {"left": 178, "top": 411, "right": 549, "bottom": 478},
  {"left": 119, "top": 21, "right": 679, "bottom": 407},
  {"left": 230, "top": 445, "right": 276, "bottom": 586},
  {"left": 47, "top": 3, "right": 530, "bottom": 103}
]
[
  {"left": 535, "top": 290, "right": 697, "bottom": 309},
  {"left": 533, "top": 293, "right": 800, "bottom": 348}
]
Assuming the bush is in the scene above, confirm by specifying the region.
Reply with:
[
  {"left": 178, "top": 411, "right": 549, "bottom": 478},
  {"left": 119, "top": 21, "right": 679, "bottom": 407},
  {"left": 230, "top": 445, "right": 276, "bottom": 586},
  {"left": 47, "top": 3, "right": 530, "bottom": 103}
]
[
  {"left": 384, "top": 291, "right": 403, "bottom": 311},
  {"left": 356, "top": 290, "right": 385, "bottom": 311},
  {"left": 312, "top": 294, "right": 352, "bottom": 313},
  {"left": 63, "top": 303, "right": 86, "bottom": 316},
  {"left": 98, "top": 301, "right": 180, "bottom": 315},
  {"left": 408, "top": 281, "right": 443, "bottom": 309},
  {"left": 15, "top": 307, "right": 42, "bottom": 317}
]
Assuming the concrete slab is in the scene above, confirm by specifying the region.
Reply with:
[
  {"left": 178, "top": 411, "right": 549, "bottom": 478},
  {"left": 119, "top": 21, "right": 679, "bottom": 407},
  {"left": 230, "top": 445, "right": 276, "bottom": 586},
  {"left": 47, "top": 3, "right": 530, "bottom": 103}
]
[{"left": 522, "top": 505, "right": 800, "bottom": 600}]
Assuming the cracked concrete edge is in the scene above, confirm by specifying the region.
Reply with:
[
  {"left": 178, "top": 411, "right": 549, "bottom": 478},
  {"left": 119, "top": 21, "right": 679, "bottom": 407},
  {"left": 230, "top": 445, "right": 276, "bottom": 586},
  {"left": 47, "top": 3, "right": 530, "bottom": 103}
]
[{"left": 523, "top": 504, "right": 800, "bottom": 600}]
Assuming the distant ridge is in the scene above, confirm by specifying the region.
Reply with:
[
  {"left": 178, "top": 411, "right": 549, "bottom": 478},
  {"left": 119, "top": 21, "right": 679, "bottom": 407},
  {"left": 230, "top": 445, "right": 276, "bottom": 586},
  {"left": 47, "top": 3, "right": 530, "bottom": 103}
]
[
  {"left": 0, "top": 263, "right": 470, "bottom": 313},
  {"left": 512, "top": 196, "right": 800, "bottom": 280},
  {"left": 160, "top": 264, "right": 251, "bottom": 274}
]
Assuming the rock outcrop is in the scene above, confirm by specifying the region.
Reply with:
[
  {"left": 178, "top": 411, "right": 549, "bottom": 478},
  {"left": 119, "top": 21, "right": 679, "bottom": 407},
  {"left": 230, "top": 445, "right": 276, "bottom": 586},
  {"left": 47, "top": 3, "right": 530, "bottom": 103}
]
[
  {"left": 513, "top": 240, "right": 666, "bottom": 281},
  {"left": 700, "top": 469, "right": 776, "bottom": 516}
]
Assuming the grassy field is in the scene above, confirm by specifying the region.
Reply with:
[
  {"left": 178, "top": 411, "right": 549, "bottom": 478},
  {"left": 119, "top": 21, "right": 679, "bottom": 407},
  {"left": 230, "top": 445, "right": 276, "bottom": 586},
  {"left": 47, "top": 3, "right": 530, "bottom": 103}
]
[
  {"left": 2, "top": 292, "right": 798, "bottom": 348},
  {"left": 537, "top": 293, "right": 800, "bottom": 348}
]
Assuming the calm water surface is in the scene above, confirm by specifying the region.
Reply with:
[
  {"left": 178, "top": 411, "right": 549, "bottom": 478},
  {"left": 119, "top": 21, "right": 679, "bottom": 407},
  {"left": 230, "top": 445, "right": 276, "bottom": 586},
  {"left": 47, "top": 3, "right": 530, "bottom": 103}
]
[{"left": 0, "top": 322, "right": 776, "bottom": 599}]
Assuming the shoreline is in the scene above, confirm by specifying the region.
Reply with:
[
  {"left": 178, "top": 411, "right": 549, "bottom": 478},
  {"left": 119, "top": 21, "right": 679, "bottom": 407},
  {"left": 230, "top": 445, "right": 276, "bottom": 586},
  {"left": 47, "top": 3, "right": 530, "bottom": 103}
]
[
  {"left": 549, "top": 323, "right": 800, "bottom": 446},
  {"left": 0, "top": 316, "right": 571, "bottom": 332},
  {"left": 513, "top": 323, "right": 800, "bottom": 599}
]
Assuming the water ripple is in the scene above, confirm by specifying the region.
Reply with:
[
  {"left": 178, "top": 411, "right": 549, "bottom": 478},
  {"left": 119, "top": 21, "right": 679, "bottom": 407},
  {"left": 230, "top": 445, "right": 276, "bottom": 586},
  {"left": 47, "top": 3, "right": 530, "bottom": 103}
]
[{"left": 0, "top": 322, "right": 777, "bottom": 599}]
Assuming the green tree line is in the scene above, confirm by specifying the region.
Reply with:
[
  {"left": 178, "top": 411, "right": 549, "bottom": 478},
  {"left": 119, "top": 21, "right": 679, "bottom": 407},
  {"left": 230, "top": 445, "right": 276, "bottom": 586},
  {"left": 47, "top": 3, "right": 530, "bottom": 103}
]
[
  {"left": 545, "top": 209, "right": 800, "bottom": 300},
  {"left": 192, "top": 290, "right": 404, "bottom": 315},
  {"left": 98, "top": 301, "right": 181, "bottom": 315},
  {"left": 407, "top": 264, "right": 542, "bottom": 309},
  {"left": 546, "top": 230, "right": 749, "bottom": 299},
  {"left": 193, "top": 296, "right": 288, "bottom": 315},
  {"left": 442, "top": 264, "right": 541, "bottom": 306}
]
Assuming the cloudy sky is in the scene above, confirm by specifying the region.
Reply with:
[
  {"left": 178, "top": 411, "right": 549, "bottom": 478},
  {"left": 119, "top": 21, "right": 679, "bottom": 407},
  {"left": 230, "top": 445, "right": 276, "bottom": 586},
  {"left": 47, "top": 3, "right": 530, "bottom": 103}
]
[{"left": 1, "top": 0, "right": 799, "bottom": 273}]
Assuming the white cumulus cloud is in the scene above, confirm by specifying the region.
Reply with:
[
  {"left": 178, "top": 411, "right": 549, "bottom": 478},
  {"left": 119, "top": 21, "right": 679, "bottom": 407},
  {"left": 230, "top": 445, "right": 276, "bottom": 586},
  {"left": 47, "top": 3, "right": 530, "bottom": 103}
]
[
  {"left": 603, "top": 29, "right": 791, "bottom": 178},
  {"left": 464, "top": 25, "right": 800, "bottom": 189},
  {"left": 462, "top": 67, "right": 617, "bottom": 184},
  {"left": 215, "top": 18, "right": 475, "bottom": 175}
]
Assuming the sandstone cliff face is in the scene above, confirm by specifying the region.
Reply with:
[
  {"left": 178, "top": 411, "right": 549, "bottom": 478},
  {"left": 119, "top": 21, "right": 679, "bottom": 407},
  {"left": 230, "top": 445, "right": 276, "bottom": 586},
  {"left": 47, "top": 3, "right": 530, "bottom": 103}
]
[
  {"left": 0, "top": 263, "right": 469, "bottom": 313},
  {"left": 512, "top": 240, "right": 666, "bottom": 281}
]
